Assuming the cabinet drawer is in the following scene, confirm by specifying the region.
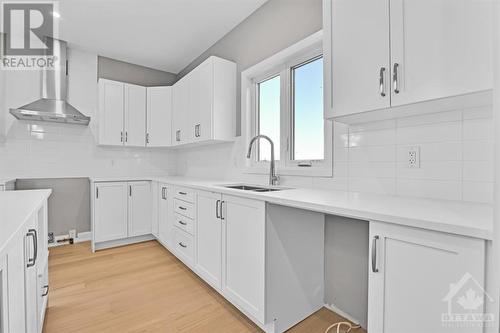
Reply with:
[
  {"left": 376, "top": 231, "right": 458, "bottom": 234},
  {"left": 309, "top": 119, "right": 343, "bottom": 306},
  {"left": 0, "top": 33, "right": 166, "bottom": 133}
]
[
  {"left": 174, "top": 213, "right": 194, "bottom": 235},
  {"left": 174, "top": 198, "right": 195, "bottom": 219},
  {"left": 174, "top": 228, "right": 194, "bottom": 265},
  {"left": 174, "top": 186, "right": 196, "bottom": 203}
]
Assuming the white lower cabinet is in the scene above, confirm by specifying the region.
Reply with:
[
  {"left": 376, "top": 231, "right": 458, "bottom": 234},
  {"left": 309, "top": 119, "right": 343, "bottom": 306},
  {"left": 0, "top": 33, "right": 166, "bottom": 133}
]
[
  {"left": 196, "top": 191, "right": 223, "bottom": 290},
  {"left": 158, "top": 183, "right": 173, "bottom": 248},
  {"left": 195, "top": 191, "right": 265, "bottom": 320},
  {"left": 222, "top": 195, "right": 266, "bottom": 323},
  {"left": 128, "top": 182, "right": 152, "bottom": 237},
  {"left": 368, "top": 221, "right": 485, "bottom": 333},
  {"left": 93, "top": 182, "right": 128, "bottom": 243},
  {"left": 1, "top": 200, "right": 48, "bottom": 333},
  {"left": 93, "top": 181, "right": 153, "bottom": 250}
]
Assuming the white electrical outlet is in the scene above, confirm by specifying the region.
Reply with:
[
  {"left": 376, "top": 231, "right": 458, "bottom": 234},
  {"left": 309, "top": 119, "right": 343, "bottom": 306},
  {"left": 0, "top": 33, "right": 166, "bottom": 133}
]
[
  {"left": 407, "top": 146, "right": 420, "bottom": 168},
  {"left": 69, "top": 229, "right": 77, "bottom": 239}
]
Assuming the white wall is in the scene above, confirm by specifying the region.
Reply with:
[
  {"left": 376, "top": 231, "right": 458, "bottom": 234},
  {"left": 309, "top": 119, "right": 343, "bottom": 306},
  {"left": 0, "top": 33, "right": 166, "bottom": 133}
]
[
  {"left": 0, "top": 48, "right": 176, "bottom": 178},
  {"left": 175, "top": 102, "right": 494, "bottom": 204}
]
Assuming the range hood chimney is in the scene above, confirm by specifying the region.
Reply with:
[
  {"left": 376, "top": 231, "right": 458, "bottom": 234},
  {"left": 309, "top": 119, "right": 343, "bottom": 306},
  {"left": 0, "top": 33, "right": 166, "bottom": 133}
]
[{"left": 9, "top": 38, "right": 91, "bottom": 125}]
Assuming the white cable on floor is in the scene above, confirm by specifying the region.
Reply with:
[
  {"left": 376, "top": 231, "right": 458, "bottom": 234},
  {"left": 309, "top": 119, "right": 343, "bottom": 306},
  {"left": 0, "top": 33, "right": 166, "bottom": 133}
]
[{"left": 324, "top": 321, "right": 361, "bottom": 333}]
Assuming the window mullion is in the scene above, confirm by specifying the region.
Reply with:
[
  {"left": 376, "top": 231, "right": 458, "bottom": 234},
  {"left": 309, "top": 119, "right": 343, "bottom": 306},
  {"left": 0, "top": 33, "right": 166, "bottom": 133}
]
[{"left": 279, "top": 66, "right": 290, "bottom": 169}]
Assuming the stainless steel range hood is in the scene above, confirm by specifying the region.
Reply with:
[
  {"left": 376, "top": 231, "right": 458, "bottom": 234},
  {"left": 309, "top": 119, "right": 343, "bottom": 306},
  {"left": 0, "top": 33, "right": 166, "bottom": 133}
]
[{"left": 9, "top": 38, "right": 91, "bottom": 125}]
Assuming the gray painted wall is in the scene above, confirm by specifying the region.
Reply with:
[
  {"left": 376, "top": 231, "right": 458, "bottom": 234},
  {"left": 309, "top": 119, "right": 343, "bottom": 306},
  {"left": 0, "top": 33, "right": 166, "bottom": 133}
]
[
  {"left": 325, "top": 215, "right": 369, "bottom": 327},
  {"left": 98, "top": 56, "right": 177, "bottom": 86},
  {"left": 176, "top": 0, "right": 322, "bottom": 136},
  {"left": 16, "top": 178, "right": 90, "bottom": 236}
]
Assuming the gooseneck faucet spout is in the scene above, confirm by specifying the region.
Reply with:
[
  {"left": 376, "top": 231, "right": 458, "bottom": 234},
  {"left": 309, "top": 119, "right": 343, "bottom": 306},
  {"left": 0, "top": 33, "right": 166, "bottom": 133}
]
[{"left": 247, "top": 135, "right": 279, "bottom": 186}]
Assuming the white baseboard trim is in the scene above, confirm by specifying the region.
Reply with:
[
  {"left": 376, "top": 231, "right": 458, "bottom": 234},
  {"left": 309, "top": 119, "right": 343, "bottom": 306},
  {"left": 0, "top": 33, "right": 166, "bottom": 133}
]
[
  {"left": 93, "top": 234, "right": 155, "bottom": 252},
  {"left": 324, "top": 303, "right": 362, "bottom": 327},
  {"left": 76, "top": 231, "right": 91, "bottom": 242},
  {"left": 48, "top": 231, "right": 92, "bottom": 248}
]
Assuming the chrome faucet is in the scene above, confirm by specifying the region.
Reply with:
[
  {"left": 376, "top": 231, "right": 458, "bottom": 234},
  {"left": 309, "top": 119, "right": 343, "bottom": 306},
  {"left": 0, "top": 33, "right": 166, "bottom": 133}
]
[{"left": 247, "top": 135, "right": 279, "bottom": 186}]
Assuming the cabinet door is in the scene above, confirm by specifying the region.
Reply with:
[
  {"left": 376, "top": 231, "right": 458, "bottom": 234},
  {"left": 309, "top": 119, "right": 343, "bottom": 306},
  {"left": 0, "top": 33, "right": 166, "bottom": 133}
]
[
  {"left": 151, "top": 182, "right": 159, "bottom": 237},
  {"left": 94, "top": 182, "right": 128, "bottom": 242},
  {"left": 196, "top": 191, "right": 222, "bottom": 290},
  {"left": 189, "top": 61, "right": 213, "bottom": 142},
  {"left": 172, "top": 77, "right": 189, "bottom": 145},
  {"left": 98, "top": 79, "right": 124, "bottom": 145},
  {"left": 128, "top": 181, "right": 152, "bottom": 237},
  {"left": 147, "top": 87, "right": 172, "bottom": 147},
  {"left": 6, "top": 233, "right": 26, "bottom": 333},
  {"left": 389, "top": 0, "right": 492, "bottom": 106},
  {"left": 324, "top": 0, "right": 391, "bottom": 118},
  {"left": 158, "top": 184, "right": 173, "bottom": 247},
  {"left": 124, "top": 84, "right": 147, "bottom": 147},
  {"left": 222, "top": 195, "right": 265, "bottom": 323},
  {"left": 24, "top": 216, "right": 38, "bottom": 333},
  {"left": 368, "top": 221, "right": 485, "bottom": 333}
]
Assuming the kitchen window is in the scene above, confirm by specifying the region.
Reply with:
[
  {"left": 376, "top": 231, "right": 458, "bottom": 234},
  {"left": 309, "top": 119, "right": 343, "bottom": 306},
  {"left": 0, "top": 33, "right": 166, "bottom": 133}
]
[{"left": 244, "top": 31, "right": 332, "bottom": 177}]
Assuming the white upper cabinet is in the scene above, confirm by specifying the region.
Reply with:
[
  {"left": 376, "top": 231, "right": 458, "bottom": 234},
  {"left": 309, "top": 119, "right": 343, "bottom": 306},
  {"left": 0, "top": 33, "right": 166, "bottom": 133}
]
[
  {"left": 323, "top": 0, "right": 390, "bottom": 118},
  {"left": 172, "top": 56, "right": 236, "bottom": 146},
  {"left": 98, "top": 79, "right": 147, "bottom": 146},
  {"left": 124, "top": 84, "right": 147, "bottom": 147},
  {"left": 146, "top": 86, "right": 172, "bottom": 147},
  {"left": 98, "top": 79, "right": 124, "bottom": 145},
  {"left": 324, "top": 0, "right": 493, "bottom": 121},
  {"left": 172, "top": 76, "right": 190, "bottom": 145},
  {"left": 389, "top": 0, "right": 492, "bottom": 107}
]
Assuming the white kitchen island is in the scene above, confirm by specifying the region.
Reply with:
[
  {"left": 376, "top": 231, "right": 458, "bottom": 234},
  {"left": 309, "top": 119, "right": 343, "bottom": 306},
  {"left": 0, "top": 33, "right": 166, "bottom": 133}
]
[{"left": 0, "top": 189, "right": 51, "bottom": 333}]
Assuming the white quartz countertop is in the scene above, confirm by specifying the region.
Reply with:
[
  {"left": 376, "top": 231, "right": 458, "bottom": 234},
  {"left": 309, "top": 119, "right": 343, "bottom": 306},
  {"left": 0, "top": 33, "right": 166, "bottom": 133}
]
[
  {"left": 90, "top": 176, "right": 494, "bottom": 240},
  {"left": 0, "top": 190, "right": 52, "bottom": 253}
]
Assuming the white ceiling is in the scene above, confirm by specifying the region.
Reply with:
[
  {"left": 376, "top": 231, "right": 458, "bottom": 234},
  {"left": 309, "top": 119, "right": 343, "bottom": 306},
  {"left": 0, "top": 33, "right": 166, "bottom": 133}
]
[{"left": 57, "top": 0, "right": 268, "bottom": 73}]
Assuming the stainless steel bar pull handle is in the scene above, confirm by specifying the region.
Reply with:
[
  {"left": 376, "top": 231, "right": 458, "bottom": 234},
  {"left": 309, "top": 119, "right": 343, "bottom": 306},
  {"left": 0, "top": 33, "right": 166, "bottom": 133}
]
[
  {"left": 393, "top": 63, "right": 400, "bottom": 94},
  {"left": 42, "top": 285, "right": 49, "bottom": 297},
  {"left": 216, "top": 199, "right": 220, "bottom": 218},
  {"left": 178, "top": 242, "right": 187, "bottom": 248},
  {"left": 220, "top": 201, "right": 225, "bottom": 220},
  {"left": 379, "top": 67, "right": 386, "bottom": 97},
  {"left": 178, "top": 220, "right": 187, "bottom": 226},
  {"left": 372, "top": 235, "right": 379, "bottom": 273},
  {"left": 178, "top": 206, "right": 186, "bottom": 211}
]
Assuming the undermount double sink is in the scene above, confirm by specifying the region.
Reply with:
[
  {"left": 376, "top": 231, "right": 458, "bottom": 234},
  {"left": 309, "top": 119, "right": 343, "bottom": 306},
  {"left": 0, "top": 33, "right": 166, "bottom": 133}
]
[{"left": 223, "top": 184, "right": 288, "bottom": 192}]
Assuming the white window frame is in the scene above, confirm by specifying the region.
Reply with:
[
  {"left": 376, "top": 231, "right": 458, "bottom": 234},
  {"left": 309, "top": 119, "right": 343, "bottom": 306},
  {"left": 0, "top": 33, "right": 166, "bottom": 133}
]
[{"left": 242, "top": 31, "right": 333, "bottom": 177}]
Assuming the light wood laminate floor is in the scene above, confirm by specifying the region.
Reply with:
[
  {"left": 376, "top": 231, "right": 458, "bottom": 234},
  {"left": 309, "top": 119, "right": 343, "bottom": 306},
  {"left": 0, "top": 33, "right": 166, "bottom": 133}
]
[{"left": 43, "top": 241, "right": 365, "bottom": 333}]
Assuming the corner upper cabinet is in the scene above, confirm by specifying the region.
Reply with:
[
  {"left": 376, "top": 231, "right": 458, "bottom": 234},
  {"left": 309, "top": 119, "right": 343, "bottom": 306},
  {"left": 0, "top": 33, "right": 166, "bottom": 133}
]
[
  {"left": 146, "top": 87, "right": 172, "bottom": 147},
  {"left": 98, "top": 79, "right": 147, "bottom": 147},
  {"left": 172, "top": 56, "right": 236, "bottom": 146},
  {"left": 323, "top": 0, "right": 493, "bottom": 121},
  {"left": 98, "top": 79, "right": 124, "bottom": 145}
]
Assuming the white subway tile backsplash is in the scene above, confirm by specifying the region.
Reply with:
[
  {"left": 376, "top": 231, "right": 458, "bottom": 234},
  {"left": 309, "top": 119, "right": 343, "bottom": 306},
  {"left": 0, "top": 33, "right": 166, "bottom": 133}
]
[
  {"left": 349, "top": 161, "right": 396, "bottom": 178},
  {"left": 463, "top": 181, "right": 493, "bottom": 204},
  {"left": 349, "top": 177, "right": 396, "bottom": 195},
  {"left": 348, "top": 128, "right": 396, "bottom": 147},
  {"left": 396, "top": 121, "right": 462, "bottom": 144},
  {"left": 396, "top": 161, "right": 462, "bottom": 181},
  {"left": 463, "top": 140, "right": 493, "bottom": 161},
  {"left": 463, "top": 161, "right": 494, "bottom": 182},
  {"left": 396, "top": 179, "right": 462, "bottom": 201},
  {"left": 349, "top": 145, "right": 396, "bottom": 162},
  {"left": 463, "top": 118, "right": 494, "bottom": 141},
  {"left": 396, "top": 142, "right": 462, "bottom": 162}
]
